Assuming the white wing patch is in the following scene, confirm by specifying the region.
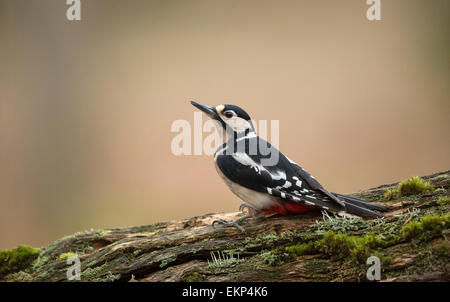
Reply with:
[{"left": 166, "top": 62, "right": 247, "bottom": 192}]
[
  {"left": 231, "top": 152, "right": 286, "bottom": 182},
  {"left": 292, "top": 176, "right": 303, "bottom": 189},
  {"left": 232, "top": 152, "right": 263, "bottom": 174},
  {"left": 265, "top": 187, "right": 332, "bottom": 211},
  {"left": 282, "top": 181, "right": 292, "bottom": 188},
  {"left": 270, "top": 169, "right": 286, "bottom": 181}
]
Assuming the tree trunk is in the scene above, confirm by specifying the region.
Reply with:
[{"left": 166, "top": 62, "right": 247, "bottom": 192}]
[{"left": 2, "top": 171, "right": 449, "bottom": 282}]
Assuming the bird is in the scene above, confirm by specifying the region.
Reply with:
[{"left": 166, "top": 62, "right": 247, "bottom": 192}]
[{"left": 191, "top": 101, "right": 387, "bottom": 233}]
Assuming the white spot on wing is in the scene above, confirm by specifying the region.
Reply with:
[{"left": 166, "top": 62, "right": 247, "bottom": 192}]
[
  {"left": 282, "top": 181, "right": 292, "bottom": 188},
  {"left": 270, "top": 170, "right": 286, "bottom": 181}
]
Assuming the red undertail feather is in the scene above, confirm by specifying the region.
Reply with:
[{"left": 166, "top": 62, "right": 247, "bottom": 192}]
[{"left": 260, "top": 202, "right": 317, "bottom": 215}]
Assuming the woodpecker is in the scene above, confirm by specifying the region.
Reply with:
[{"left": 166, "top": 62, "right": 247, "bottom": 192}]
[{"left": 191, "top": 101, "right": 387, "bottom": 232}]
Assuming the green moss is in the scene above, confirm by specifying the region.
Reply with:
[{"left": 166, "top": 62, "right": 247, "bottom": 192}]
[
  {"left": 397, "top": 176, "right": 433, "bottom": 196},
  {"left": 322, "top": 232, "right": 381, "bottom": 262},
  {"left": 59, "top": 252, "right": 78, "bottom": 260},
  {"left": 374, "top": 253, "right": 393, "bottom": 268},
  {"left": 383, "top": 176, "right": 433, "bottom": 200},
  {"left": 285, "top": 242, "right": 316, "bottom": 257},
  {"left": 437, "top": 196, "right": 450, "bottom": 206},
  {"left": 400, "top": 214, "right": 450, "bottom": 242},
  {"left": 81, "top": 263, "right": 107, "bottom": 279},
  {"left": 383, "top": 189, "right": 399, "bottom": 200},
  {"left": 285, "top": 231, "right": 383, "bottom": 263},
  {"left": 275, "top": 208, "right": 429, "bottom": 265},
  {"left": 183, "top": 272, "right": 204, "bottom": 282},
  {"left": 0, "top": 245, "right": 40, "bottom": 278}
]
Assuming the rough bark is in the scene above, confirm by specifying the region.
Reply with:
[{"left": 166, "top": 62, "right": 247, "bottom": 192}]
[{"left": 2, "top": 171, "right": 449, "bottom": 282}]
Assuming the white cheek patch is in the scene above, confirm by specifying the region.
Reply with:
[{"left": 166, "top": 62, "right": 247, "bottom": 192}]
[{"left": 225, "top": 117, "right": 252, "bottom": 132}]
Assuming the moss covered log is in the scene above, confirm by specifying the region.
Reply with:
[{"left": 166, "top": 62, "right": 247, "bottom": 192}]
[{"left": 1, "top": 170, "right": 449, "bottom": 282}]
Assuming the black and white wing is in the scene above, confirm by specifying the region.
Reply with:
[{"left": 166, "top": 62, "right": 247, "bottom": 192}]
[
  {"left": 284, "top": 155, "right": 387, "bottom": 216},
  {"left": 216, "top": 137, "right": 386, "bottom": 217}
]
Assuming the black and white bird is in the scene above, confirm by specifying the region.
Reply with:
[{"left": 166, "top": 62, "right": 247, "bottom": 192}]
[{"left": 191, "top": 101, "right": 387, "bottom": 232}]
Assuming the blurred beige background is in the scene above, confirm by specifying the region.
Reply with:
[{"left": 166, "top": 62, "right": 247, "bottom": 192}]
[{"left": 0, "top": 0, "right": 449, "bottom": 249}]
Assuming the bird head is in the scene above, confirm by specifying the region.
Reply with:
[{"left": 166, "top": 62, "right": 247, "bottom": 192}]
[{"left": 191, "top": 101, "right": 255, "bottom": 134}]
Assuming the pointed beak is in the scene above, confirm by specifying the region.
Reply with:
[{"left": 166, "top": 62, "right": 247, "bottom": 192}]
[{"left": 191, "top": 101, "right": 219, "bottom": 119}]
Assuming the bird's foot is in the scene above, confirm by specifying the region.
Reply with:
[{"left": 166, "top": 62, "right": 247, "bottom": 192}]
[
  {"left": 212, "top": 213, "right": 249, "bottom": 234},
  {"left": 239, "top": 203, "right": 259, "bottom": 217}
]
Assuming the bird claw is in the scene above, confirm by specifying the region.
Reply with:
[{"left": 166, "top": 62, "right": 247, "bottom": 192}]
[
  {"left": 239, "top": 203, "right": 248, "bottom": 212},
  {"left": 212, "top": 216, "right": 248, "bottom": 234},
  {"left": 239, "top": 203, "right": 258, "bottom": 217},
  {"left": 211, "top": 219, "right": 228, "bottom": 227}
]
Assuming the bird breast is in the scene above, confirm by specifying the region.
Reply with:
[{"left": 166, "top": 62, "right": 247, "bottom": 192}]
[{"left": 214, "top": 160, "right": 280, "bottom": 211}]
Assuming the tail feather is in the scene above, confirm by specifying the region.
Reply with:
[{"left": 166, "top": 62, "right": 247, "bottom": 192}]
[
  {"left": 342, "top": 201, "right": 383, "bottom": 218},
  {"left": 333, "top": 193, "right": 388, "bottom": 212},
  {"left": 271, "top": 187, "right": 388, "bottom": 218}
]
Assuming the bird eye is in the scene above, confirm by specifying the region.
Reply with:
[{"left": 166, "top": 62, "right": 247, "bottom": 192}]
[{"left": 224, "top": 111, "right": 234, "bottom": 118}]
